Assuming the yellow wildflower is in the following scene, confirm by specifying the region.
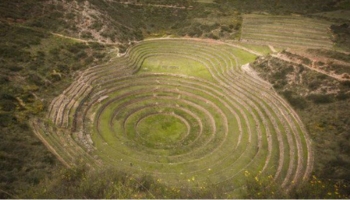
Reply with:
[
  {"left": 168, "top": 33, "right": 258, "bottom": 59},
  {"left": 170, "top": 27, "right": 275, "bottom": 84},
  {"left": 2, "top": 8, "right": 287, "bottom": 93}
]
[{"left": 255, "top": 176, "right": 259, "bottom": 182}]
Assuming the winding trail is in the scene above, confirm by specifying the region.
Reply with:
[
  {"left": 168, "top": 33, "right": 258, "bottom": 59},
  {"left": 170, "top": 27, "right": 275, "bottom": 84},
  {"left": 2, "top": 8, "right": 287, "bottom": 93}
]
[{"left": 271, "top": 53, "right": 348, "bottom": 81}]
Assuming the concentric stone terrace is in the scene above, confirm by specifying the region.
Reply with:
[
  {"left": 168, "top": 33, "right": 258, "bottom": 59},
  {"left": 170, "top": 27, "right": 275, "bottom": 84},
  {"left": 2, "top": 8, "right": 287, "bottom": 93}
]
[{"left": 31, "top": 39, "right": 313, "bottom": 194}]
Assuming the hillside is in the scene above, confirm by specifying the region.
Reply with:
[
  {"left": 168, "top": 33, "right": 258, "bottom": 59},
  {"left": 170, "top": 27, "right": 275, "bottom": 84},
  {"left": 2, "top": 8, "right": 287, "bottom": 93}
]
[
  {"left": 0, "top": 0, "right": 350, "bottom": 198},
  {"left": 251, "top": 50, "right": 350, "bottom": 181}
]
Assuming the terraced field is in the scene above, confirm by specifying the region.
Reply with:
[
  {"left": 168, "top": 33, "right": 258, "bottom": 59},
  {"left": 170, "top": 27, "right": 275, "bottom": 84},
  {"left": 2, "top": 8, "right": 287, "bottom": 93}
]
[
  {"left": 241, "top": 14, "right": 333, "bottom": 49},
  {"left": 31, "top": 39, "right": 313, "bottom": 196}
]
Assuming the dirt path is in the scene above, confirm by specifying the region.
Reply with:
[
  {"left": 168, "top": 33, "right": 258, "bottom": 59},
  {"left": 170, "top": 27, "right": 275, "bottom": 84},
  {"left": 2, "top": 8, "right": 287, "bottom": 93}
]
[
  {"left": 115, "top": 1, "right": 188, "bottom": 9},
  {"left": 272, "top": 53, "right": 348, "bottom": 81},
  {"left": 30, "top": 120, "right": 71, "bottom": 168},
  {"left": 50, "top": 32, "right": 88, "bottom": 44},
  {"left": 145, "top": 37, "right": 263, "bottom": 56},
  {"left": 268, "top": 45, "right": 277, "bottom": 53},
  {"left": 51, "top": 32, "right": 121, "bottom": 45},
  {"left": 51, "top": 34, "right": 264, "bottom": 56}
]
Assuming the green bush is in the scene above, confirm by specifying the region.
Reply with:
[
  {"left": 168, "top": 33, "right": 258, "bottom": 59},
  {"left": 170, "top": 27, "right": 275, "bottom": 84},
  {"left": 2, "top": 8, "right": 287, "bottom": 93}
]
[
  {"left": 81, "top": 31, "right": 93, "bottom": 39},
  {"left": 308, "top": 80, "right": 322, "bottom": 90},
  {"left": 0, "top": 113, "right": 13, "bottom": 127},
  {"left": 336, "top": 92, "right": 350, "bottom": 100},
  {"left": 0, "top": 45, "right": 31, "bottom": 62},
  {"left": 220, "top": 25, "right": 232, "bottom": 33},
  {"left": 0, "top": 99, "right": 16, "bottom": 112},
  {"left": 0, "top": 75, "right": 9, "bottom": 84},
  {"left": 307, "top": 94, "right": 334, "bottom": 104},
  {"left": 282, "top": 90, "right": 308, "bottom": 109},
  {"left": 341, "top": 81, "right": 350, "bottom": 88}
]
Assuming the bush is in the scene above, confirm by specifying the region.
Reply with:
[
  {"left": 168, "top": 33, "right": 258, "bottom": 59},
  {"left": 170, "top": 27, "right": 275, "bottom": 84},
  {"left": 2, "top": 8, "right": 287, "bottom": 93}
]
[
  {"left": 0, "top": 45, "right": 31, "bottom": 62},
  {"left": 0, "top": 99, "right": 16, "bottom": 111},
  {"left": 341, "top": 81, "right": 350, "bottom": 88},
  {"left": 27, "top": 73, "right": 45, "bottom": 86},
  {"left": 220, "top": 25, "right": 231, "bottom": 33},
  {"left": 282, "top": 90, "right": 308, "bottom": 109},
  {"left": 81, "top": 31, "right": 93, "bottom": 39},
  {"left": 272, "top": 65, "right": 293, "bottom": 80},
  {"left": 336, "top": 92, "right": 350, "bottom": 100},
  {"left": 307, "top": 94, "right": 334, "bottom": 104},
  {"left": 89, "top": 42, "right": 105, "bottom": 50},
  {"left": 75, "top": 51, "right": 88, "bottom": 60},
  {"left": 308, "top": 80, "right": 322, "bottom": 90},
  {"left": 207, "top": 33, "right": 219, "bottom": 40},
  {"left": 0, "top": 113, "right": 14, "bottom": 127},
  {"left": 0, "top": 75, "right": 9, "bottom": 84}
]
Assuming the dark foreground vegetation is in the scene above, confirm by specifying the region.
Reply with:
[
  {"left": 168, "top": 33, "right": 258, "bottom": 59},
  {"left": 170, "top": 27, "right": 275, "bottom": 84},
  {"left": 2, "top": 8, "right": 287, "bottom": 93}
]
[
  {"left": 0, "top": 20, "right": 109, "bottom": 198},
  {"left": 18, "top": 165, "right": 350, "bottom": 199},
  {"left": 0, "top": 0, "right": 350, "bottom": 198}
]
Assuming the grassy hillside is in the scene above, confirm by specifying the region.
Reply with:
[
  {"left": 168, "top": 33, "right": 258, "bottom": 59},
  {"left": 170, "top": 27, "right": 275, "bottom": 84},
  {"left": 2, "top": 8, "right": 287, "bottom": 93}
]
[{"left": 0, "top": 20, "right": 112, "bottom": 198}]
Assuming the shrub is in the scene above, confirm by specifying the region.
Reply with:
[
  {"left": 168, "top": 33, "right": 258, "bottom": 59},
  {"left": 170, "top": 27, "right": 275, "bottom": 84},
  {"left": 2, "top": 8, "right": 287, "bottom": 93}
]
[
  {"left": 341, "top": 81, "right": 350, "bottom": 88},
  {"left": 0, "top": 75, "right": 9, "bottom": 84},
  {"left": 75, "top": 51, "right": 88, "bottom": 60},
  {"left": 27, "top": 73, "right": 45, "bottom": 86},
  {"left": 118, "top": 44, "right": 128, "bottom": 53},
  {"left": 207, "top": 33, "right": 219, "bottom": 40},
  {"left": 0, "top": 99, "right": 16, "bottom": 111},
  {"left": 89, "top": 42, "right": 105, "bottom": 50},
  {"left": 220, "top": 25, "right": 231, "bottom": 33},
  {"left": 308, "top": 80, "right": 322, "bottom": 90},
  {"left": 57, "top": 64, "right": 70, "bottom": 73},
  {"left": 282, "top": 90, "right": 308, "bottom": 109},
  {"left": 336, "top": 92, "right": 350, "bottom": 100},
  {"left": 6, "top": 64, "right": 23, "bottom": 72},
  {"left": 307, "top": 94, "right": 334, "bottom": 104},
  {"left": 81, "top": 31, "right": 93, "bottom": 39},
  {"left": 0, "top": 113, "right": 14, "bottom": 127}
]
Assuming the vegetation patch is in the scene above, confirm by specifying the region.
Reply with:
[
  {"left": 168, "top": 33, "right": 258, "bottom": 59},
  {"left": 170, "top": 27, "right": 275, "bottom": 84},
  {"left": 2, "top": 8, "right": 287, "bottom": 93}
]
[
  {"left": 140, "top": 54, "right": 214, "bottom": 80},
  {"left": 241, "top": 14, "right": 333, "bottom": 49},
  {"left": 251, "top": 53, "right": 350, "bottom": 198}
]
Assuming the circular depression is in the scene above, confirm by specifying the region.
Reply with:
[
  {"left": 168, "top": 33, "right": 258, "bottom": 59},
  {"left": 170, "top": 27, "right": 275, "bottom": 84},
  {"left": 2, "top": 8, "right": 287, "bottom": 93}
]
[
  {"left": 135, "top": 113, "right": 190, "bottom": 148},
  {"left": 71, "top": 39, "right": 313, "bottom": 190}
]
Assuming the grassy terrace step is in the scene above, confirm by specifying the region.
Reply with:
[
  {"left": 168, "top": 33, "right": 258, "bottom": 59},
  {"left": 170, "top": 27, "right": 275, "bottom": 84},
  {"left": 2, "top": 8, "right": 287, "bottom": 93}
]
[
  {"left": 242, "top": 39, "right": 332, "bottom": 49},
  {"left": 31, "top": 39, "right": 312, "bottom": 197},
  {"left": 243, "top": 20, "right": 330, "bottom": 30},
  {"left": 242, "top": 29, "right": 330, "bottom": 40},
  {"left": 243, "top": 14, "right": 331, "bottom": 26},
  {"left": 242, "top": 14, "right": 333, "bottom": 49},
  {"left": 243, "top": 25, "right": 330, "bottom": 34},
  {"left": 242, "top": 33, "right": 332, "bottom": 45}
]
